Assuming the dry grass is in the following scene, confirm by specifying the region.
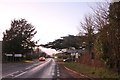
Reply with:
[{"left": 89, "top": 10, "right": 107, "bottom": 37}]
[{"left": 63, "top": 62, "right": 120, "bottom": 79}]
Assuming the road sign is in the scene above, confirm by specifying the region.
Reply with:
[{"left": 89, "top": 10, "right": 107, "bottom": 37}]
[
  {"left": 14, "top": 54, "right": 22, "bottom": 57},
  {"left": 5, "top": 54, "right": 13, "bottom": 56}
]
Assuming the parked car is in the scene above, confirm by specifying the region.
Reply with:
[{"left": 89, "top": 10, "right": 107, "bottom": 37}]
[{"left": 38, "top": 57, "right": 46, "bottom": 61}]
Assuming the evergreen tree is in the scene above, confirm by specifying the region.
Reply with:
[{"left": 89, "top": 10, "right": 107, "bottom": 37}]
[
  {"left": 3, "top": 19, "right": 37, "bottom": 56},
  {"left": 108, "top": 1, "right": 120, "bottom": 73}
]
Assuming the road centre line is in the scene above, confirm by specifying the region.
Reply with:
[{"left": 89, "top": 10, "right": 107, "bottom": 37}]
[
  {"left": 57, "top": 71, "right": 60, "bottom": 74},
  {"left": 56, "top": 66, "right": 60, "bottom": 77},
  {"left": 57, "top": 74, "right": 60, "bottom": 77},
  {"left": 57, "top": 69, "right": 59, "bottom": 72},
  {"left": 57, "top": 66, "right": 59, "bottom": 69}
]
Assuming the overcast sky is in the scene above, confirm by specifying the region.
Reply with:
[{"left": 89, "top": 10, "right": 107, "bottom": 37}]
[{"left": 0, "top": 0, "right": 110, "bottom": 54}]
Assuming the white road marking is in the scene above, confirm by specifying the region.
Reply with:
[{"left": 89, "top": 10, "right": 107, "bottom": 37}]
[
  {"left": 51, "top": 72, "right": 55, "bottom": 76},
  {"left": 57, "top": 71, "right": 60, "bottom": 74},
  {"left": 64, "top": 66, "right": 89, "bottom": 78},
  {"left": 25, "top": 65, "right": 34, "bottom": 70},
  {"left": 25, "top": 60, "right": 45, "bottom": 70},
  {"left": 34, "top": 62, "right": 42, "bottom": 66},
  {"left": 57, "top": 69, "right": 59, "bottom": 72},
  {"left": 25, "top": 67, "right": 31, "bottom": 70},
  {"left": 3, "top": 58, "right": 53, "bottom": 78},
  {"left": 2, "top": 71, "right": 19, "bottom": 78},
  {"left": 14, "top": 71, "right": 27, "bottom": 78},
  {"left": 57, "top": 74, "right": 60, "bottom": 77},
  {"left": 34, "top": 64, "right": 38, "bottom": 66},
  {"left": 57, "top": 66, "right": 60, "bottom": 77}
]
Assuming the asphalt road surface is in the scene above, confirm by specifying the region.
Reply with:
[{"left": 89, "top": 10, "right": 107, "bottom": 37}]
[{"left": 2, "top": 58, "right": 80, "bottom": 80}]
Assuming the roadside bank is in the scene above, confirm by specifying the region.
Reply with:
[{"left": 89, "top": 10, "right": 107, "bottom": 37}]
[{"left": 63, "top": 62, "right": 120, "bottom": 79}]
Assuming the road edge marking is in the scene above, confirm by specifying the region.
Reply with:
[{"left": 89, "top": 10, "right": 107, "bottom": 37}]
[{"left": 64, "top": 66, "right": 91, "bottom": 78}]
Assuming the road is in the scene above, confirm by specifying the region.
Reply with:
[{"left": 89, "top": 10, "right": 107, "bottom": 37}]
[{"left": 2, "top": 58, "right": 80, "bottom": 80}]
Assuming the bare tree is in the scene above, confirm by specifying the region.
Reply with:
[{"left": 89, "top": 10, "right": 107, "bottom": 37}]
[
  {"left": 91, "top": 2, "right": 109, "bottom": 31},
  {"left": 80, "top": 14, "right": 95, "bottom": 58},
  {"left": 80, "top": 14, "right": 95, "bottom": 34}
]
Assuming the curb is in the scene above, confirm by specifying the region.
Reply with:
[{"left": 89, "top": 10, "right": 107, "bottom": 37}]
[{"left": 64, "top": 66, "right": 93, "bottom": 79}]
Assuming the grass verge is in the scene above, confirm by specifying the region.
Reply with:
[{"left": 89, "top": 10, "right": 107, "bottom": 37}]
[{"left": 63, "top": 62, "right": 120, "bottom": 78}]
